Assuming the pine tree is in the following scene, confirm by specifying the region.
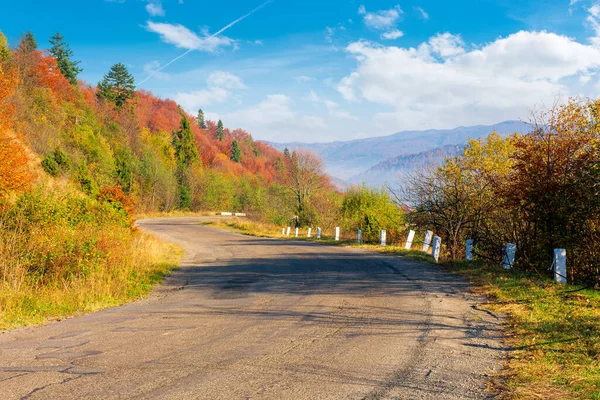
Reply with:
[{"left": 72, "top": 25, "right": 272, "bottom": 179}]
[
  {"left": 97, "top": 63, "right": 135, "bottom": 109},
  {"left": 172, "top": 115, "right": 199, "bottom": 209},
  {"left": 197, "top": 109, "right": 206, "bottom": 129},
  {"left": 18, "top": 31, "right": 37, "bottom": 53},
  {"left": 173, "top": 115, "right": 199, "bottom": 168},
  {"left": 283, "top": 147, "right": 290, "bottom": 158},
  {"left": 49, "top": 32, "right": 82, "bottom": 85},
  {"left": 216, "top": 119, "right": 224, "bottom": 141},
  {"left": 230, "top": 140, "right": 242, "bottom": 163}
]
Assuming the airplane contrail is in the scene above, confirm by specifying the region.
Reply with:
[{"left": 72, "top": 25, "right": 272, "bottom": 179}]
[{"left": 138, "top": 0, "right": 274, "bottom": 85}]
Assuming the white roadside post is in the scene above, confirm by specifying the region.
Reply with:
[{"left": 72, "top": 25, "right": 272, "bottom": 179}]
[
  {"left": 380, "top": 230, "right": 386, "bottom": 246},
  {"left": 286, "top": 227, "right": 291, "bottom": 236},
  {"left": 307, "top": 228, "right": 312, "bottom": 238},
  {"left": 357, "top": 230, "right": 362, "bottom": 244},
  {"left": 295, "top": 227, "right": 299, "bottom": 237},
  {"left": 281, "top": 228, "right": 285, "bottom": 235},
  {"left": 432, "top": 236, "right": 442, "bottom": 262},
  {"left": 554, "top": 248, "right": 567, "bottom": 284},
  {"left": 405, "top": 230, "right": 415, "bottom": 249},
  {"left": 466, "top": 239, "right": 474, "bottom": 261},
  {"left": 422, "top": 230, "right": 433, "bottom": 252},
  {"left": 502, "top": 243, "right": 517, "bottom": 269},
  {"left": 317, "top": 227, "right": 322, "bottom": 239},
  {"left": 335, "top": 227, "right": 340, "bottom": 241}
]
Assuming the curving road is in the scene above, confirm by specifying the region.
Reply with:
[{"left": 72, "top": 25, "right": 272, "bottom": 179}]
[{"left": 0, "top": 217, "right": 504, "bottom": 399}]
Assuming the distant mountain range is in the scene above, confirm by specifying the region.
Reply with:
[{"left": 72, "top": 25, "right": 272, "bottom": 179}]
[
  {"left": 348, "top": 144, "right": 465, "bottom": 187},
  {"left": 265, "top": 120, "right": 530, "bottom": 186}
]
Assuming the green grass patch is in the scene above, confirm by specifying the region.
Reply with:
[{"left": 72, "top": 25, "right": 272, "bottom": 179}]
[{"left": 448, "top": 260, "right": 600, "bottom": 399}]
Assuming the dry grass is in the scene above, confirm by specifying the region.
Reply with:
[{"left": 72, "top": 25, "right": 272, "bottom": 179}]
[{"left": 0, "top": 191, "right": 183, "bottom": 330}]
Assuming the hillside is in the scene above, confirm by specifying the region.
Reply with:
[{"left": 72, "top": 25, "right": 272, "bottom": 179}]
[
  {"left": 0, "top": 33, "right": 320, "bottom": 220},
  {"left": 348, "top": 144, "right": 465, "bottom": 187},
  {"left": 266, "top": 120, "right": 530, "bottom": 181}
]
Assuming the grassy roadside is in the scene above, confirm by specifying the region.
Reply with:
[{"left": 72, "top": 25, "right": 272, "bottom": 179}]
[
  {"left": 0, "top": 191, "right": 184, "bottom": 331},
  {"left": 0, "top": 231, "right": 182, "bottom": 331},
  {"left": 205, "top": 218, "right": 600, "bottom": 399}
]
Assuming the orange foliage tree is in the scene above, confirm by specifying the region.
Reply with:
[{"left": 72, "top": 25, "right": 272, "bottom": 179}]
[{"left": 0, "top": 57, "right": 33, "bottom": 196}]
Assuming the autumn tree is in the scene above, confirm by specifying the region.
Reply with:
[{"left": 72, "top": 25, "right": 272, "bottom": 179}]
[
  {"left": 404, "top": 132, "right": 518, "bottom": 259},
  {"left": 197, "top": 108, "right": 206, "bottom": 129},
  {"left": 506, "top": 99, "right": 600, "bottom": 279},
  {"left": 230, "top": 140, "right": 242, "bottom": 163},
  {"left": 216, "top": 119, "right": 224, "bottom": 141},
  {"left": 97, "top": 63, "right": 135, "bottom": 109},
  {"left": 285, "top": 149, "right": 326, "bottom": 225},
  {"left": 48, "top": 32, "right": 82, "bottom": 85}
]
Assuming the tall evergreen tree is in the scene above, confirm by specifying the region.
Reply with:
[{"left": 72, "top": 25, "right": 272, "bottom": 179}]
[
  {"left": 173, "top": 115, "right": 199, "bottom": 168},
  {"left": 17, "top": 31, "right": 37, "bottom": 53},
  {"left": 97, "top": 63, "right": 135, "bottom": 109},
  {"left": 49, "top": 32, "right": 82, "bottom": 85},
  {"left": 283, "top": 147, "right": 290, "bottom": 158},
  {"left": 230, "top": 140, "right": 242, "bottom": 163},
  {"left": 172, "top": 115, "right": 199, "bottom": 209},
  {"left": 196, "top": 108, "right": 206, "bottom": 129},
  {"left": 216, "top": 119, "right": 224, "bottom": 141}
]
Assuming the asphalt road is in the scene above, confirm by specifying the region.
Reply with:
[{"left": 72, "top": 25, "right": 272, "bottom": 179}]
[{"left": 0, "top": 217, "right": 505, "bottom": 399}]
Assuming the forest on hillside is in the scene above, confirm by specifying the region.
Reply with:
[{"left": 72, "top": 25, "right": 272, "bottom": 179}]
[{"left": 0, "top": 30, "right": 344, "bottom": 225}]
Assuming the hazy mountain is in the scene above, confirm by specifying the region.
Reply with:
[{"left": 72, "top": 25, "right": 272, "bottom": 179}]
[
  {"left": 348, "top": 144, "right": 465, "bottom": 187},
  {"left": 265, "top": 120, "right": 530, "bottom": 181}
]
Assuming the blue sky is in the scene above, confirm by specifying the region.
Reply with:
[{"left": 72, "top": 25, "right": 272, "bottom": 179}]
[{"left": 2, "top": 0, "right": 600, "bottom": 142}]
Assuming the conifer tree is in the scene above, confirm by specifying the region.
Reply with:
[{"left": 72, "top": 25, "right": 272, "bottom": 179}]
[
  {"left": 197, "top": 109, "right": 206, "bottom": 129},
  {"left": 230, "top": 140, "right": 242, "bottom": 163},
  {"left": 97, "top": 63, "right": 135, "bottom": 109},
  {"left": 18, "top": 31, "right": 37, "bottom": 53},
  {"left": 49, "top": 32, "right": 82, "bottom": 85},
  {"left": 283, "top": 147, "right": 290, "bottom": 158},
  {"left": 216, "top": 119, "right": 224, "bottom": 141},
  {"left": 172, "top": 115, "right": 199, "bottom": 209},
  {"left": 173, "top": 115, "right": 199, "bottom": 168}
]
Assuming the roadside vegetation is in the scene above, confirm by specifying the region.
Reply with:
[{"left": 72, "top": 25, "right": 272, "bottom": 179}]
[{"left": 0, "top": 189, "right": 182, "bottom": 330}]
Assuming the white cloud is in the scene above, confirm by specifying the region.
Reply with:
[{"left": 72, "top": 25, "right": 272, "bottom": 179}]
[
  {"left": 207, "top": 71, "right": 246, "bottom": 89},
  {"left": 587, "top": 3, "right": 600, "bottom": 46},
  {"left": 325, "top": 26, "right": 335, "bottom": 43},
  {"left": 295, "top": 75, "right": 313, "bottom": 83},
  {"left": 359, "top": 5, "right": 403, "bottom": 31},
  {"left": 174, "top": 71, "right": 245, "bottom": 110},
  {"left": 223, "top": 95, "right": 327, "bottom": 142},
  {"left": 381, "top": 30, "right": 404, "bottom": 40},
  {"left": 337, "top": 30, "right": 600, "bottom": 131},
  {"left": 415, "top": 6, "right": 429, "bottom": 20},
  {"left": 428, "top": 33, "right": 465, "bottom": 57},
  {"left": 309, "top": 91, "right": 359, "bottom": 120},
  {"left": 146, "top": 1, "right": 165, "bottom": 16},
  {"left": 145, "top": 21, "right": 234, "bottom": 52}
]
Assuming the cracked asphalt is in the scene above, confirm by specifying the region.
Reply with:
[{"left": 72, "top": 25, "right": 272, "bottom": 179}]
[{"left": 0, "top": 217, "right": 505, "bottom": 399}]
